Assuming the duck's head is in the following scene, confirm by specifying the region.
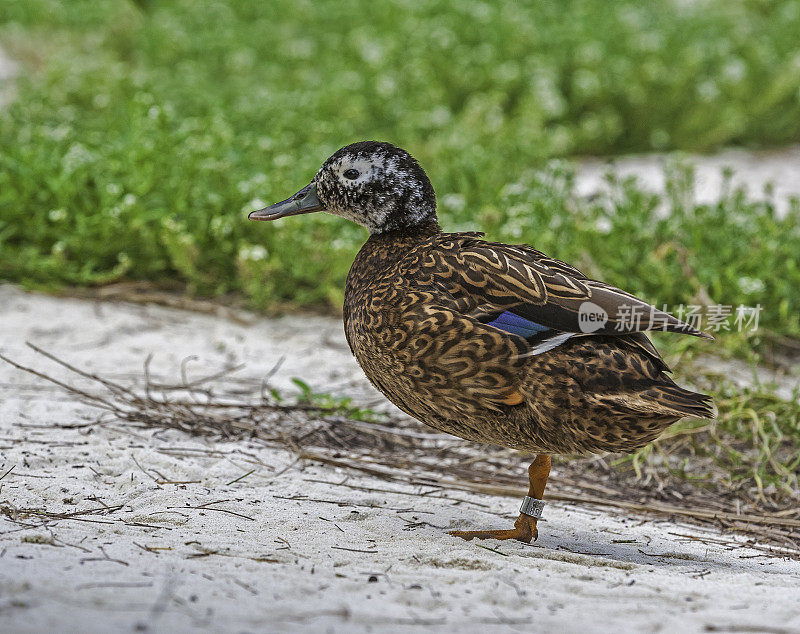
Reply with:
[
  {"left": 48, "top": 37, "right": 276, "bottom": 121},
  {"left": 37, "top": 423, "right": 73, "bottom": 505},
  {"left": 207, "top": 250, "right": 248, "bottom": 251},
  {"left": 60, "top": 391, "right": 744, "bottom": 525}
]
[{"left": 248, "top": 141, "right": 437, "bottom": 234}]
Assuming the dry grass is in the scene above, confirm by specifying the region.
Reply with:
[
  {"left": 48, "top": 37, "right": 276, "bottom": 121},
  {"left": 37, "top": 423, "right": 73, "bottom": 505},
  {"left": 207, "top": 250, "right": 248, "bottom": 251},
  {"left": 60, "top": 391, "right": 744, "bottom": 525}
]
[{"left": 1, "top": 343, "right": 798, "bottom": 558}]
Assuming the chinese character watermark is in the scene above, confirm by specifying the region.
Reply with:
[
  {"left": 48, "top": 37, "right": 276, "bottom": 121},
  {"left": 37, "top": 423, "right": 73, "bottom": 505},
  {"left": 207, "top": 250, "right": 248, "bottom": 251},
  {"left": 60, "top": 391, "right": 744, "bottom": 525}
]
[{"left": 609, "top": 304, "right": 762, "bottom": 333}]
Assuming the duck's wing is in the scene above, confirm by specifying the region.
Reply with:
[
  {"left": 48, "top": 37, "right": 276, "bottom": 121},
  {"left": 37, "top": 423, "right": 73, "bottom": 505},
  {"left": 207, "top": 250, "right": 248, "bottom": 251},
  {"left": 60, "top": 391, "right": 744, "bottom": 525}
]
[
  {"left": 387, "top": 234, "right": 709, "bottom": 412},
  {"left": 421, "top": 234, "right": 710, "bottom": 362}
]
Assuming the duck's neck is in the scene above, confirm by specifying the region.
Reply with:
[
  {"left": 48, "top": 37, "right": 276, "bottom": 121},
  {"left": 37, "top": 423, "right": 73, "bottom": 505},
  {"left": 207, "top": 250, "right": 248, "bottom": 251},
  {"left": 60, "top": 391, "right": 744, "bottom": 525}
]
[
  {"left": 370, "top": 218, "right": 442, "bottom": 243},
  {"left": 362, "top": 219, "right": 442, "bottom": 263},
  {"left": 345, "top": 219, "right": 442, "bottom": 303}
]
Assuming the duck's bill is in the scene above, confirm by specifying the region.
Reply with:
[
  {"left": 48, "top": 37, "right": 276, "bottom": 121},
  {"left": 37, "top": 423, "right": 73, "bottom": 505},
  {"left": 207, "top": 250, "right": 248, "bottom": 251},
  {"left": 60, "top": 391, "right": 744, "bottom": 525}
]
[{"left": 248, "top": 182, "right": 325, "bottom": 221}]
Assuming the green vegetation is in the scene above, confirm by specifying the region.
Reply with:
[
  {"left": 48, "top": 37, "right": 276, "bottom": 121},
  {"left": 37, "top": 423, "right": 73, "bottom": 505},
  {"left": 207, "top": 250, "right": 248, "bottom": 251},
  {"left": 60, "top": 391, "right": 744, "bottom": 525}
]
[
  {"left": 630, "top": 371, "right": 800, "bottom": 505},
  {"left": 1, "top": 0, "right": 800, "bottom": 336},
  {"left": 290, "top": 377, "right": 381, "bottom": 423}
]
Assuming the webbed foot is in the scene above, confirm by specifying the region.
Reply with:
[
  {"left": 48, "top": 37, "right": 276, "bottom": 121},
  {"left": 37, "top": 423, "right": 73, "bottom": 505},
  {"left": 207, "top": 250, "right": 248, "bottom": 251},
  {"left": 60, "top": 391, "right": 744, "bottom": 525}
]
[
  {"left": 449, "top": 454, "right": 551, "bottom": 545},
  {"left": 449, "top": 513, "right": 538, "bottom": 543}
]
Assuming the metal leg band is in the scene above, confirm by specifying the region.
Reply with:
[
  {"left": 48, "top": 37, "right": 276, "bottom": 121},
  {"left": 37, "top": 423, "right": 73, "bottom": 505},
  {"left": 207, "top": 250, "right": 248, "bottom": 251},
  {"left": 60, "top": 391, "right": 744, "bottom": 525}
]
[{"left": 519, "top": 496, "right": 545, "bottom": 519}]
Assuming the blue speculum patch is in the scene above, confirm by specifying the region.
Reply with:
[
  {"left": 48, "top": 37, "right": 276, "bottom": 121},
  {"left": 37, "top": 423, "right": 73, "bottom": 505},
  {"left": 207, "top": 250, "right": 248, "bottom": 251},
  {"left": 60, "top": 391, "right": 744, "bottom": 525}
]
[{"left": 486, "top": 310, "right": 549, "bottom": 339}]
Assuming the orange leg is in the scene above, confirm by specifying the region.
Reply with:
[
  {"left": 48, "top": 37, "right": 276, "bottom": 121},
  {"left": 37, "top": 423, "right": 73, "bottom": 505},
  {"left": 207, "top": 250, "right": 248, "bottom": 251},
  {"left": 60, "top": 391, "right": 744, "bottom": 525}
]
[{"left": 449, "top": 454, "right": 551, "bottom": 544}]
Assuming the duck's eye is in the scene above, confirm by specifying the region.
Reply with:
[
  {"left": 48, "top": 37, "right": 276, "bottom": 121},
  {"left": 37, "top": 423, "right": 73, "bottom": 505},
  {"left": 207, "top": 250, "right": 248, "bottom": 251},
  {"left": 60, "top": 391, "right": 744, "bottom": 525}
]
[{"left": 343, "top": 168, "right": 360, "bottom": 180}]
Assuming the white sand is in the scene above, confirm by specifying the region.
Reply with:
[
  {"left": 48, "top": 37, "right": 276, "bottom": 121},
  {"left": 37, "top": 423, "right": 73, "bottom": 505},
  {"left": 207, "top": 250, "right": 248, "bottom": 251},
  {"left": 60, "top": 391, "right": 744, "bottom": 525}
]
[
  {"left": 576, "top": 146, "right": 800, "bottom": 218},
  {"left": 1, "top": 284, "right": 799, "bottom": 633},
  {"left": 0, "top": 44, "right": 17, "bottom": 107}
]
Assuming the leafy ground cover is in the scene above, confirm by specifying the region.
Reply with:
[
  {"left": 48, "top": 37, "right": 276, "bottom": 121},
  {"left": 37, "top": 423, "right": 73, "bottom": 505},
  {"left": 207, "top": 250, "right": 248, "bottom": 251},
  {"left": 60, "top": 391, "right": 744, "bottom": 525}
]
[{"left": 1, "top": 0, "right": 800, "bottom": 335}]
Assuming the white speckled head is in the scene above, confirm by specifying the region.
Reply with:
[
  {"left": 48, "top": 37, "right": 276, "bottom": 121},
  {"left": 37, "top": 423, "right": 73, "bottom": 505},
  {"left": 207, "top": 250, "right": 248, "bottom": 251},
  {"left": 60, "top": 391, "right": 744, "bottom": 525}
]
[
  {"left": 313, "top": 141, "right": 437, "bottom": 234},
  {"left": 249, "top": 141, "right": 437, "bottom": 234}
]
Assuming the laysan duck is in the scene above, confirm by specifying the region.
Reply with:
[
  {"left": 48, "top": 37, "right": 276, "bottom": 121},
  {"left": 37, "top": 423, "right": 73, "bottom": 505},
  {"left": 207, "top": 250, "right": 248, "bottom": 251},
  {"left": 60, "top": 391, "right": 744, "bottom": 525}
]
[{"left": 249, "top": 141, "right": 714, "bottom": 543}]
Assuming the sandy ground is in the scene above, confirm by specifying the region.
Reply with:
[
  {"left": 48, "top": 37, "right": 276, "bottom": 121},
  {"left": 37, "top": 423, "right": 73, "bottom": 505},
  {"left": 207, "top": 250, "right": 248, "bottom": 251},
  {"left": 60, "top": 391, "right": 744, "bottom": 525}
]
[
  {"left": 576, "top": 146, "right": 800, "bottom": 218},
  {"left": 0, "top": 44, "right": 16, "bottom": 105},
  {"left": 2, "top": 284, "right": 800, "bottom": 634}
]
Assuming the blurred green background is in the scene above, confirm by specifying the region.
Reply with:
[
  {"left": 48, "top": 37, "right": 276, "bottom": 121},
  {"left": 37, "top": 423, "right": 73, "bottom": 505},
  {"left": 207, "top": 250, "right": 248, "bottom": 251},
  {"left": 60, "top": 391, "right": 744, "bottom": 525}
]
[{"left": 0, "top": 0, "right": 799, "bottom": 336}]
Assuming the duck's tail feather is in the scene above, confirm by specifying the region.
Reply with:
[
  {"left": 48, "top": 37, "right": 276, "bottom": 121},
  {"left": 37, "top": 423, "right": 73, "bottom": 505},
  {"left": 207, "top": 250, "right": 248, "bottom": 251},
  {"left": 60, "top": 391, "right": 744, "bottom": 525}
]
[
  {"left": 654, "top": 384, "right": 716, "bottom": 419},
  {"left": 599, "top": 383, "right": 716, "bottom": 420}
]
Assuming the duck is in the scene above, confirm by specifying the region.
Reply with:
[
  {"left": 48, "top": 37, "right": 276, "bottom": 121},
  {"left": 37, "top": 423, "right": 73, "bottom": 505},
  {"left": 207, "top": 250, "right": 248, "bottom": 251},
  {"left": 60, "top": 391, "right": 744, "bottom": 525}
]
[{"left": 249, "top": 141, "right": 714, "bottom": 543}]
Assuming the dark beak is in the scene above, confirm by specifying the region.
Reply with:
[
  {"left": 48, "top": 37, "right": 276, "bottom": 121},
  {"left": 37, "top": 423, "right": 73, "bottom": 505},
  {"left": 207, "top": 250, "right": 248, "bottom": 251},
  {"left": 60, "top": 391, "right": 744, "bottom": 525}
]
[{"left": 248, "top": 182, "right": 325, "bottom": 221}]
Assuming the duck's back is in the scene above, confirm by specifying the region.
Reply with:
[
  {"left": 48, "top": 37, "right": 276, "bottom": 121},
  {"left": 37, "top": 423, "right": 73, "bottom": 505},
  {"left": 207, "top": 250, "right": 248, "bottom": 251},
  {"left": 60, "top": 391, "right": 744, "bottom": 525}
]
[{"left": 343, "top": 229, "right": 714, "bottom": 454}]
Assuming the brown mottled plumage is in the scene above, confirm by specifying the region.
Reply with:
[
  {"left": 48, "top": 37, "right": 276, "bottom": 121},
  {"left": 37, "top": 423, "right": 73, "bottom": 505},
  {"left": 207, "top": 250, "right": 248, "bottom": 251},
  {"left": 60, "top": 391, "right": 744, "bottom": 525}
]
[
  {"left": 343, "top": 223, "right": 713, "bottom": 456},
  {"left": 250, "top": 141, "right": 714, "bottom": 543}
]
